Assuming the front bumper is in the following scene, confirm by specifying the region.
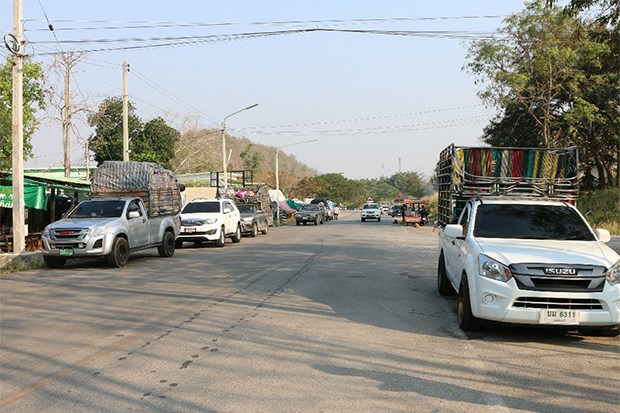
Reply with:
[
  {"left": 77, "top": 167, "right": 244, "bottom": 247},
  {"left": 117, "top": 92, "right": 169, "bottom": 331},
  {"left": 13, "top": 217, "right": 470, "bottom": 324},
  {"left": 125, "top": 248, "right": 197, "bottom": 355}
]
[
  {"left": 177, "top": 224, "right": 220, "bottom": 242},
  {"left": 471, "top": 276, "right": 620, "bottom": 327}
]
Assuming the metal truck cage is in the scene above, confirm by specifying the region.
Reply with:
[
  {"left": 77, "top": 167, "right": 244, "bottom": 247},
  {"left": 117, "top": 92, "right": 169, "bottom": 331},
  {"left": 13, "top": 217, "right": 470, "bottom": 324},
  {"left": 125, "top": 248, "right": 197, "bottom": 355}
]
[{"left": 436, "top": 145, "right": 579, "bottom": 226}]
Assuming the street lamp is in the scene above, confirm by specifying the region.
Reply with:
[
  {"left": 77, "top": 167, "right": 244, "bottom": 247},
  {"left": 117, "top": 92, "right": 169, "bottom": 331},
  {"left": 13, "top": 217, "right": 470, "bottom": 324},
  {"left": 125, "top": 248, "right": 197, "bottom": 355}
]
[
  {"left": 275, "top": 139, "right": 318, "bottom": 225},
  {"left": 221, "top": 103, "right": 258, "bottom": 194}
]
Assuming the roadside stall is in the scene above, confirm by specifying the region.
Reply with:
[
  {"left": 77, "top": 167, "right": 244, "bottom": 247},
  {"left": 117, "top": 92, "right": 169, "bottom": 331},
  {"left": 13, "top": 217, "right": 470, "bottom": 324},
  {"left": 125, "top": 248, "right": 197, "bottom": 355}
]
[{"left": 400, "top": 198, "right": 429, "bottom": 226}]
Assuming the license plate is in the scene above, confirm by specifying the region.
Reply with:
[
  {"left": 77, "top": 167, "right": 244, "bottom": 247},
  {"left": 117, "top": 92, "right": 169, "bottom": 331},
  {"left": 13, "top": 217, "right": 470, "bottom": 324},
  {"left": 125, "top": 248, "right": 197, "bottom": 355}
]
[
  {"left": 539, "top": 309, "right": 579, "bottom": 325},
  {"left": 59, "top": 248, "right": 74, "bottom": 257},
  {"left": 183, "top": 227, "right": 196, "bottom": 233}
]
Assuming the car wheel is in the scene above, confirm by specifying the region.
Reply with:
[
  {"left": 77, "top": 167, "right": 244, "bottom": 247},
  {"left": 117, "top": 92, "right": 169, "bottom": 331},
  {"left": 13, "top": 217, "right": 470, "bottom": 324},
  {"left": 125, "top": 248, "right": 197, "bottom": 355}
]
[
  {"left": 250, "top": 223, "right": 258, "bottom": 237},
  {"left": 44, "top": 256, "right": 66, "bottom": 269},
  {"left": 437, "top": 253, "right": 455, "bottom": 295},
  {"left": 106, "top": 236, "right": 129, "bottom": 268},
  {"left": 214, "top": 226, "right": 225, "bottom": 247},
  {"left": 261, "top": 225, "right": 268, "bottom": 235},
  {"left": 296, "top": 221, "right": 301, "bottom": 226},
  {"left": 361, "top": 218, "right": 365, "bottom": 222},
  {"left": 378, "top": 217, "right": 381, "bottom": 222},
  {"left": 158, "top": 230, "right": 175, "bottom": 257},
  {"left": 231, "top": 224, "right": 242, "bottom": 243},
  {"left": 458, "top": 274, "right": 481, "bottom": 331}
]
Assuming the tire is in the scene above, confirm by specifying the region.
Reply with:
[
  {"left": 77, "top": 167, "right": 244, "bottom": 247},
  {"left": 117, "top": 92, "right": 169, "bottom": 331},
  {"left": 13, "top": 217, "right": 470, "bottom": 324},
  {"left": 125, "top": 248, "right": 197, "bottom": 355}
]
[
  {"left": 106, "top": 237, "right": 129, "bottom": 268},
  {"left": 231, "top": 225, "right": 242, "bottom": 243},
  {"left": 296, "top": 221, "right": 301, "bottom": 226},
  {"left": 175, "top": 240, "right": 184, "bottom": 249},
  {"left": 437, "top": 253, "right": 455, "bottom": 295},
  {"left": 158, "top": 230, "right": 175, "bottom": 258},
  {"left": 361, "top": 218, "right": 365, "bottom": 222},
  {"left": 44, "top": 256, "right": 66, "bottom": 269},
  {"left": 458, "top": 274, "right": 481, "bottom": 331},
  {"left": 250, "top": 223, "right": 258, "bottom": 237},
  {"left": 214, "top": 226, "right": 226, "bottom": 247},
  {"left": 261, "top": 225, "right": 268, "bottom": 235},
  {"left": 378, "top": 217, "right": 381, "bottom": 222},
  {"left": 319, "top": 217, "right": 324, "bottom": 224}
]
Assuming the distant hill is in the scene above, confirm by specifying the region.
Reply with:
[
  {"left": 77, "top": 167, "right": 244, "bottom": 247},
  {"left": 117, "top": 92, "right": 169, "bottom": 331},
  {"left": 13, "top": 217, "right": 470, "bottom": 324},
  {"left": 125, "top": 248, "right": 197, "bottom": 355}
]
[{"left": 171, "top": 127, "right": 318, "bottom": 189}]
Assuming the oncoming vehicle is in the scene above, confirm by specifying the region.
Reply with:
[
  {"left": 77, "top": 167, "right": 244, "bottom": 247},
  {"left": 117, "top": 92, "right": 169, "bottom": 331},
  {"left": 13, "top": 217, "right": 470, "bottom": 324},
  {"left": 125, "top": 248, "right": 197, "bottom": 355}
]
[
  {"left": 176, "top": 199, "right": 241, "bottom": 247},
  {"left": 295, "top": 203, "right": 325, "bottom": 225},
  {"left": 361, "top": 203, "right": 381, "bottom": 222}
]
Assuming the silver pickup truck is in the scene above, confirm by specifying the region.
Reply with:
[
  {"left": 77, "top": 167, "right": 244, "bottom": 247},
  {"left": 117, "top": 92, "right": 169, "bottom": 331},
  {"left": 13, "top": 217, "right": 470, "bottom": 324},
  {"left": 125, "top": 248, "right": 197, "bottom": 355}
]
[{"left": 41, "top": 196, "right": 181, "bottom": 268}]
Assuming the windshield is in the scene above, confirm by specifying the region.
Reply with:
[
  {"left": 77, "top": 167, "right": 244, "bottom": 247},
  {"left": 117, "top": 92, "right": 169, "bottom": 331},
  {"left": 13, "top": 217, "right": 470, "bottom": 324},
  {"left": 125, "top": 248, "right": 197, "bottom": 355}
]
[
  {"left": 238, "top": 205, "right": 256, "bottom": 213},
  {"left": 182, "top": 201, "right": 220, "bottom": 213},
  {"left": 68, "top": 200, "right": 125, "bottom": 218},
  {"left": 363, "top": 204, "right": 379, "bottom": 209},
  {"left": 473, "top": 204, "right": 595, "bottom": 240},
  {"left": 300, "top": 204, "right": 318, "bottom": 211}
]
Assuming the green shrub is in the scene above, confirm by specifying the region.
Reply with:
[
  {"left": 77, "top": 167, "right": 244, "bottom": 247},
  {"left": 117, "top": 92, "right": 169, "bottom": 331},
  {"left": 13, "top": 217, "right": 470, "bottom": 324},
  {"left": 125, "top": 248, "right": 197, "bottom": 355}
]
[{"left": 578, "top": 188, "right": 620, "bottom": 235}]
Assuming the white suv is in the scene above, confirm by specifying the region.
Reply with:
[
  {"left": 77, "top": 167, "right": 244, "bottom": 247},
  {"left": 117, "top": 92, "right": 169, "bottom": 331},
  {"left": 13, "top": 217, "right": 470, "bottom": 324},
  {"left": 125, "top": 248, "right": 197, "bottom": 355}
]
[
  {"left": 361, "top": 203, "right": 382, "bottom": 222},
  {"left": 176, "top": 198, "right": 241, "bottom": 248}
]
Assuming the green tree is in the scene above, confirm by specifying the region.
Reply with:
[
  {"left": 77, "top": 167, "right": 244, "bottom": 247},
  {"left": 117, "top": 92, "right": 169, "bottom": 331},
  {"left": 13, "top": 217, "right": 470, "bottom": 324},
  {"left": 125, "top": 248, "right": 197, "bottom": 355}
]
[
  {"left": 466, "top": 0, "right": 619, "bottom": 187},
  {"left": 239, "top": 141, "right": 264, "bottom": 178},
  {"left": 88, "top": 97, "right": 142, "bottom": 165},
  {"left": 132, "top": 117, "right": 179, "bottom": 169},
  {"left": 0, "top": 56, "right": 45, "bottom": 170},
  {"left": 388, "top": 172, "right": 425, "bottom": 198}
]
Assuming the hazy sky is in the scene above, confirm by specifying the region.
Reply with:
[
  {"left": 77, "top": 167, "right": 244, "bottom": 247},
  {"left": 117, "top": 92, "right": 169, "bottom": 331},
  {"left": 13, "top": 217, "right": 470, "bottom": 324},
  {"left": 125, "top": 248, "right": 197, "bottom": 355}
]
[{"left": 1, "top": 0, "right": 538, "bottom": 180}]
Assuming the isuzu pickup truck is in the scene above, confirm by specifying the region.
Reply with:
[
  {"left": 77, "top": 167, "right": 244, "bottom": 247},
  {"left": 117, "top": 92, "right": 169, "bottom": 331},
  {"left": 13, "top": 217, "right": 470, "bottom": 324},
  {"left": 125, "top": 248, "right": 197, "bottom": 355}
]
[{"left": 436, "top": 145, "right": 619, "bottom": 335}]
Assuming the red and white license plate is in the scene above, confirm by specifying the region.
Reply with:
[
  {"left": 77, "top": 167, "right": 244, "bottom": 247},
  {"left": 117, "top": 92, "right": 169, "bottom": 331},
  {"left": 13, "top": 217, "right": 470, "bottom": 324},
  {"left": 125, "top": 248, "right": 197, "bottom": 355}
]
[{"left": 182, "top": 227, "right": 197, "bottom": 234}]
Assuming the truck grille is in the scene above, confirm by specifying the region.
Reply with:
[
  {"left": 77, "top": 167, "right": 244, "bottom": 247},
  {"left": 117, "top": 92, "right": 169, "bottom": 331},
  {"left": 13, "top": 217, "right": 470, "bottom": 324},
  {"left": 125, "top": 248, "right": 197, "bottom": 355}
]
[
  {"left": 513, "top": 297, "right": 603, "bottom": 310},
  {"left": 50, "top": 228, "right": 88, "bottom": 241},
  {"left": 510, "top": 263, "right": 607, "bottom": 293}
]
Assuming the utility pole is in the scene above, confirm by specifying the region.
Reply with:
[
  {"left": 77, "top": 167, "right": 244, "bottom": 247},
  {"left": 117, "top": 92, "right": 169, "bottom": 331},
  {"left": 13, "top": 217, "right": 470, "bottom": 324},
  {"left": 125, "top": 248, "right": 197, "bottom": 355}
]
[
  {"left": 11, "top": 0, "right": 25, "bottom": 253},
  {"left": 122, "top": 62, "right": 129, "bottom": 161},
  {"left": 63, "top": 56, "right": 71, "bottom": 177},
  {"left": 85, "top": 139, "right": 90, "bottom": 180}
]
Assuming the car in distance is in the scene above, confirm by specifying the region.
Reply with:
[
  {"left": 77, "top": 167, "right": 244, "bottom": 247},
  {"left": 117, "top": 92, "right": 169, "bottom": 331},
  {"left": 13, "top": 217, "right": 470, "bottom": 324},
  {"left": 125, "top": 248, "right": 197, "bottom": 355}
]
[
  {"left": 176, "top": 198, "right": 242, "bottom": 247},
  {"left": 390, "top": 205, "right": 403, "bottom": 217},
  {"left": 238, "top": 204, "right": 269, "bottom": 237},
  {"left": 295, "top": 203, "right": 325, "bottom": 225},
  {"left": 361, "top": 203, "right": 382, "bottom": 222}
]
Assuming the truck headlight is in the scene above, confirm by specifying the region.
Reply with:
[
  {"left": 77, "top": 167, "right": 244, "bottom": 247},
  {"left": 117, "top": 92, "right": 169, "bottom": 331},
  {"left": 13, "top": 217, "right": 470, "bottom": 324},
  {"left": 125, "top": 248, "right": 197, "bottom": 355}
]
[
  {"left": 242, "top": 217, "right": 253, "bottom": 223},
  {"left": 88, "top": 225, "right": 108, "bottom": 238},
  {"left": 479, "top": 255, "right": 512, "bottom": 282},
  {"left": 204, "top": 217, "right": 218, "bottom": 225},
  {"left": 606, "top": 260, "right": 620, "bottom": 286}
]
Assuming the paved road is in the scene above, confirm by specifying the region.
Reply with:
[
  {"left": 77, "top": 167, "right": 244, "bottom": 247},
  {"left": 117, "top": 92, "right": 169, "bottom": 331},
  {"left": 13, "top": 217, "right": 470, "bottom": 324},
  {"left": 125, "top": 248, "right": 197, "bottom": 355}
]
[{"left": 1, "top": 211, "right": 618, "bottom": 412}]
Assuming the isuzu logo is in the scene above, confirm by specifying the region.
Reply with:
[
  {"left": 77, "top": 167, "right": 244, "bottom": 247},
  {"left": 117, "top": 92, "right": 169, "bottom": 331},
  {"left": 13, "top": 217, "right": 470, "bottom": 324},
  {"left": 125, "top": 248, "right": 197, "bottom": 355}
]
[{"left": 544, "top": 268, "right": 577, "bottom": 275}]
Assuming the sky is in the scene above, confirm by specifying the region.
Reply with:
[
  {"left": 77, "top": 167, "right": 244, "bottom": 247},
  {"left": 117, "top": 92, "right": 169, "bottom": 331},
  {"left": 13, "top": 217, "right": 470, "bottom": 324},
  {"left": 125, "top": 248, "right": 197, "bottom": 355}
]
[{"left": 1, "top": 0, "right": 540, "bottom": 180}]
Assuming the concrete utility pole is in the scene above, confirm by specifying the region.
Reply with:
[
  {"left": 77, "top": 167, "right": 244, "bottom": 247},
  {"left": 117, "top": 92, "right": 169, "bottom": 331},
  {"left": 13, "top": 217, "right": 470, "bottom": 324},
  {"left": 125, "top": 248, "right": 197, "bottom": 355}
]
[
  {"left": 11, "top": 0, "right": 25, "bottom": 253},
  {"left": 63, "top": 57, "right": 71, "bottom": 177},
  {"left": 220, "top": 103, "right": 258, "bottom": 191},
  {"left": 122, "top": 62, "right": 129, "bottom": 161}
]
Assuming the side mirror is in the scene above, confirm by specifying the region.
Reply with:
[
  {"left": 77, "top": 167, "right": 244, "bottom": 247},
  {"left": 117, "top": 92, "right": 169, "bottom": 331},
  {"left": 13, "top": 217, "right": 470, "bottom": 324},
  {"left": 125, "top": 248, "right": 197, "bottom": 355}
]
[
  {"left": 128, "top": 210, "right": 140, "bottom": 219},
  {"left": 594, "top": 228, "right": 611, "bottom": 243},
  {"left": 444, "top": 224, "right": 464, "bottom": 239}
]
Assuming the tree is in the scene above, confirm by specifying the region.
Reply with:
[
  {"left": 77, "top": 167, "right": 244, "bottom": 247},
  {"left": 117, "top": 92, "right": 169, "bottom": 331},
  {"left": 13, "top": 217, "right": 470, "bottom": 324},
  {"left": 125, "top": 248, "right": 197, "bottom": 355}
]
[
  {"left": 466, "top": 0, "right": 619, "bottom": 187},
  {"left": 388, "top": 172, "right": 426, "bottom": 198},
  {"left": 239, "top": 141, "right": 264, "bottom": 178},
  {"left": 132, "top": 117, "right": 179, "bottom": 169},
  {"left": 88, "top": 97, "right": 142, "bottom": 164},
  {"left": 0, "top": 56, "right": 45, "bottom": 170}
]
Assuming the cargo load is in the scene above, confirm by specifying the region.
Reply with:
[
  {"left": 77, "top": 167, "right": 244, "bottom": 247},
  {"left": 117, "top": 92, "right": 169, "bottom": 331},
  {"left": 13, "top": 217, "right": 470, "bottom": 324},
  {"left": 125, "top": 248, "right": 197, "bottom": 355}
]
[
  {"left": 90, "top": 161, "right": 182, "bottom": 217},
  {"left": 436, "top": 145, "right": 579, "bottom": 226}
]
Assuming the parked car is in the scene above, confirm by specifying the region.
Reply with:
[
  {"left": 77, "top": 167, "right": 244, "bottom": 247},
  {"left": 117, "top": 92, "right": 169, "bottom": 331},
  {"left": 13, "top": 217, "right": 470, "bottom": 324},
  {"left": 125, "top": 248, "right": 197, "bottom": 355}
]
[
  {"left": 361, "top": 203, "right": 381, "bottom": 222},
  {"left": 295, "top": 203, "right": 325, "bottom": 225},
  {"left": 390, "top": 205, "right": 403, "bottom": 217},
  {"left": 176, "top": 198, "right": 241, "bottom": 248},
  {"left": 238, "top": 204, "right": 269, "bottom": 237}
]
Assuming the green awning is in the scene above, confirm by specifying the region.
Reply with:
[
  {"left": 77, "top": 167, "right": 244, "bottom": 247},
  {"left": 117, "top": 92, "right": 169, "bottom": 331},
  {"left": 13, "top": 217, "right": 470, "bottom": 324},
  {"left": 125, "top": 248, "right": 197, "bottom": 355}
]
[{"left": 0, "top": 184, "right": 47, "bottom": 209}]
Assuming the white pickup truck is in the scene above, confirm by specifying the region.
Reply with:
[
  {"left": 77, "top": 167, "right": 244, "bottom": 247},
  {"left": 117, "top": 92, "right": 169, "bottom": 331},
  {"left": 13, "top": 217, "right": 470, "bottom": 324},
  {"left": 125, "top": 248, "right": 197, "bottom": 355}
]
[
  {"left": 42, "top": 196, "right": 181, "bottom": 268},
  {"left": 436, "top": 145, "right": 619, "bottom": 335},
  {"left": 438, "top": 198, "right": 619, "bottom": 334}
]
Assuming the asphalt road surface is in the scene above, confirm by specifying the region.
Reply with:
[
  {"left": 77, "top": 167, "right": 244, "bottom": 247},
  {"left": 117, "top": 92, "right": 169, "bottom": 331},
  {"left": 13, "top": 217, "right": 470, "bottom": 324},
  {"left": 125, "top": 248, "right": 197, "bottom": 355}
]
[{"left": 1, "top": 211, "right": 618, "bottom": 412}]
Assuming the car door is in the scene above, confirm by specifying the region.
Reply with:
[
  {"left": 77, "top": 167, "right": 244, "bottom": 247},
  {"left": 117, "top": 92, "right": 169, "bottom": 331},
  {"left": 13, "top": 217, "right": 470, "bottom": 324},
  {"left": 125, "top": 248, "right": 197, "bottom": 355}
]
[
  {"left": 443, "top": 203, "right": 471, "bottom": 283},
  {"left": 222, "top": 200, "right": 236, "bottom": 235},
  {"left": 126, "top": 200, "right": 149, "bottom": 249}
]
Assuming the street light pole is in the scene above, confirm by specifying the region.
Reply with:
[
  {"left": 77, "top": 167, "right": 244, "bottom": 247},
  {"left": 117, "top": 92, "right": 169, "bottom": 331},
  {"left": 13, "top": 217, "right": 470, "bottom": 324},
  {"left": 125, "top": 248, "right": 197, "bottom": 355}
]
[
  {"left": 275, "top": 139, "right": 318, "bottom": 225},
  {"left": 220, "top": 103, "right": 258, "bottom": 195}
]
